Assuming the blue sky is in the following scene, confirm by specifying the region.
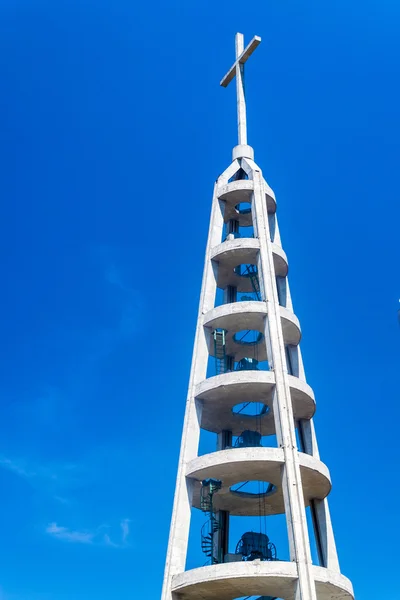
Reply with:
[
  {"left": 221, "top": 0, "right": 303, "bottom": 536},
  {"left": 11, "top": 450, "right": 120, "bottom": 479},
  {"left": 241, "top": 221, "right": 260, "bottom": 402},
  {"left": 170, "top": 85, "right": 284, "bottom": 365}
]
[{"left": 0, "top": 0, "right": 398, "bottom": 598}]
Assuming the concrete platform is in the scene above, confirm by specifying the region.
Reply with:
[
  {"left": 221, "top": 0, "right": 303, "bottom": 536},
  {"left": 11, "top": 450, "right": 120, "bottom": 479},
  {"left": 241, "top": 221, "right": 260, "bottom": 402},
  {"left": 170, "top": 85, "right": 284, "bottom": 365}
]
[
  {"left": 203, "top": 302, "right": 301, "bottom": 362},
  {"left": 271, "top": 242, "right": 289, "bottom": 277},
  {"left": 171, "top": 561, "right": 354, "bottom": 600},
  {"left": 217, "top": 179, "right": 277, "bottom": 221},
  {"left": 195, "top": 371, "right": 316, "bottom": 435},
  {"left": 188, "top": 447, "right": 331, "bottom": 516},
  {"left": 279, "top": 305, "right": 302, "bottom": 346},
  {"left": 211, "top": 238, "right": 288, "bottom": 292}
]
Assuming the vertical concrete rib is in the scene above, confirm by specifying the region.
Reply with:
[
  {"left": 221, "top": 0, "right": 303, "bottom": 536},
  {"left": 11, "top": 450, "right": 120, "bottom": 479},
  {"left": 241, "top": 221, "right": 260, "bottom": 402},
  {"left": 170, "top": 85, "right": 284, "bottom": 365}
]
[
  {"left": 161, "top": 184, "right": 223, "bottom": 600},
  {"left": 248, "top": 160, "right": 317, "bottom": 600},
  {"left": 301, "top": 418, "right": 340, "bottom": 572}
]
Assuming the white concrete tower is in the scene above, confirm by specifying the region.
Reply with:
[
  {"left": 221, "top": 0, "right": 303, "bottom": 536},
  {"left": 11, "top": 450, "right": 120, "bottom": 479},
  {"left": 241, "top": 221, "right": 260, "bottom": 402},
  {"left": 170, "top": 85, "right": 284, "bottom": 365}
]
[{"left": 161, "top": 33, "right": 355, "bottom": 600}]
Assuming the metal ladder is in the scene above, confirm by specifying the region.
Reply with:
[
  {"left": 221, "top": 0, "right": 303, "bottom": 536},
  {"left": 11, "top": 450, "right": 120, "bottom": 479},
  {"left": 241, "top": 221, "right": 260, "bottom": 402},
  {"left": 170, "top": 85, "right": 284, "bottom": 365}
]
[
  {"left": 213, "top": 329, "right": 226, "bottom": 375},
  {"left": 246, "top": 264, "right": 262, "bottom": 301}
]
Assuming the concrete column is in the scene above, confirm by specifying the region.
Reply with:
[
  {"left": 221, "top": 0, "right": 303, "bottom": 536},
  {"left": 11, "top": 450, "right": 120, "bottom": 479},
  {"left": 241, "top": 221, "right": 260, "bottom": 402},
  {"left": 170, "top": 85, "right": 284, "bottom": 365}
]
[
  {"left": 161, "top": 184, "right": 224, "bottom": 600},
  {"left": 217, "top": 430, "right": 232, "bottom": 450},
  {"left": 301, "top": 419, "right": 340, "bottom": 573},
  {"left": 287, "top": 345, "right": 300, "bottom": 377},
  {"left": 213, "top": 510, "right": 229, "bottom": 564},
  {"left": 300, "top": 418, "right": 320, "bottom": 459},
  {"left": 223, "top": 286, "right": 237, "bottom": 305},
  {"left": 272, "top": 213, "right": 282, "bottom": 246},
  {"left": 296, "top": 344, "right": 307, "bottom": 382},
  {"left": 249, "top": 163, "right": 317, "bottom": 600},
  {"left": 268, "top": 212, "right": 276, "bottom": 243},
  {"left": 313, "top": 498, "right": 341, "bottom": 572},
  {"left": 285, "top": 277, "right": 294, "bottom": 312},
  {"left": 275, "top": 276, "right": 286, "bottom": 308}
]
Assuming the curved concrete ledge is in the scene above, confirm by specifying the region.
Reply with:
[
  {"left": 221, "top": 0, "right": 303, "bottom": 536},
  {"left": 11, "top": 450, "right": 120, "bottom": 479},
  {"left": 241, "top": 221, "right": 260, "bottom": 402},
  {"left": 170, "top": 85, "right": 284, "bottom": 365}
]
[
  {"left": 203, "top": 303, "right": 301, "bottom": 362},
  {"left": 271, "top": 242, "right": 289, "bottom": 277},
  {"left": 217, "top": 180, "right": 277, "bottom": 225},
  {"left": 312, "top": 565, "right": 355, "bottom": 600},
  {"left": 197, "top": 371, "right": 275, "bottom": 436},
  {"left": 188, "top": 448, "right": 331, "bottom": 516},
  {"left": 298, "top": 452, "right": 331, "bottom": 500},
  {"left": 211, "top": 238, "right": 260, "bottom": 292},
  {"left": 211, "top": 238, "right": 289, "bottom": 291},
  {"left": 264, "top": 181, "right": 277, "bottom": 214},
  {"left": 279, "top": 305, "right": 301, "bottom": 345},
  {"left": 287, "top": 375, "right": 316, "bottom": 420},
  {"left": 171, "top": 562, "right": 353, "bottom": 600},
  {"left": 204, "top": 301, "right": 268, "bottom": 362},
  {"left": 218, "top": 180, "right": 254, "bottom": 227},
  {"left": 196, "top": 371, "right": 315, "bottom": 435},
  {"left": 211, "top": 237, "right": 260, "bottom": 261},
  {"left": 218, "top": 180, "right": 254, "bottom": 200},
  {"left": 172, "top": 561, "right": 297, "bottom": 599}
]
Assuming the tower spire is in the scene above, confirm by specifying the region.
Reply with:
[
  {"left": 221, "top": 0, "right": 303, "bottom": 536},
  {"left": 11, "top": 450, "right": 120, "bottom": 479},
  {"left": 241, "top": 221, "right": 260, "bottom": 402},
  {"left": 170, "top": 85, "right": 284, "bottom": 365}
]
[{"left": 220, "top": 32, "right": 261, "bottom": 148}]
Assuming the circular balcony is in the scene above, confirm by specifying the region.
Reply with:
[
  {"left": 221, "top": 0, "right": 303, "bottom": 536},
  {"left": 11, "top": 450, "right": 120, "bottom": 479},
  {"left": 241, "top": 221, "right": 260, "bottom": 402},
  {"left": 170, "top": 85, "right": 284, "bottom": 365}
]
[
  {"left": 188, "top": 447, "right": 331, "bottom": 516},
  {"left": 171, "top": 561, "right": 354, "bottom": 600},
  {"left": 218, "top": 180, "right": 277, "bottom": 226},
  {"left": 204, "top": 302, "right": 267, "bottom": 362},
  {"left": 211, "top": 239, "right": 260, "bottom": 293},
  {"left": 279, "top": 305, "right": 301, "bottom": 346},
  {"left": 219, "top": 180, "right": 254, "bottom": 226},
  {"left": 203, "top": 303, "right": 301, "bottom": 361},
  {"left": 271, "top": 242, "right": 288, "bottom": 277},
  {"left": 195, "top": 371, "right": 316, "bottom": 435},
  {"left": 211, "top": 238, "right": 288, "bottom": 291}
]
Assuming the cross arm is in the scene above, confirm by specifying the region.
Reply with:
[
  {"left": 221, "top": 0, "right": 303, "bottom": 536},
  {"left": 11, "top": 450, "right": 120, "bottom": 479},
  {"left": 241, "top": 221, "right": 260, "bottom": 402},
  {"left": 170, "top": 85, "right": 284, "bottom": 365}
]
[{"left": 220, "top": 35, "right": 261, "bottom": 88}]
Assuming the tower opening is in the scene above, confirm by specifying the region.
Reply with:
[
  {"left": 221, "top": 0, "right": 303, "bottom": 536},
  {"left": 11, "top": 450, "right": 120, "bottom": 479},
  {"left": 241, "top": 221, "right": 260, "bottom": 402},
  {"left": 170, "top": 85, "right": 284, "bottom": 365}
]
[{"left": 230, "top": 480, "right": 276, "bottom": 498}]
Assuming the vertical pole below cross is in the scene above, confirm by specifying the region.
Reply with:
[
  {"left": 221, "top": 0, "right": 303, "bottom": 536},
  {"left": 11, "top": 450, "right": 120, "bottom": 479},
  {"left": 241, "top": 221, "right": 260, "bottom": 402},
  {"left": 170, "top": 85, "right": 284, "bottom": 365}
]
[{"left": 235, "top": 33, "right": 247, "bottom": 146}]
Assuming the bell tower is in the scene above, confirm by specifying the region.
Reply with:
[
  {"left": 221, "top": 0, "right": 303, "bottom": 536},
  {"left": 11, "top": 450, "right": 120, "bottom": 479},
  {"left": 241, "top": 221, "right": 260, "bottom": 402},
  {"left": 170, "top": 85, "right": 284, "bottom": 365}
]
[{"left": 161, "top": 33, "right": 355, "bottom": 600}]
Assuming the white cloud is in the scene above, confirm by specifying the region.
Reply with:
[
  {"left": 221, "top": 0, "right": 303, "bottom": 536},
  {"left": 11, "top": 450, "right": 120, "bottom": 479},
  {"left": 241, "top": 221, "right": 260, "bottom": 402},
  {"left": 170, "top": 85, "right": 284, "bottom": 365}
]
[
  {"left": 46, "top": 519, "right": 131, "bottom": 548},
  {"left": 46, "top": 522, "right": 94, "bottom": 544},
  {"left": 0, "top": 456, "right": 35, "bottom": 479},
  {"left": 102, "top": 518, "right": 131, "bottom": 548},
  {"left": 121, "top": 518, "right": 130, "bottom": 542},
  {"left": 103, "top": 533, "right": 120, "bottom": 548},
  {"left": 0, "top": 454, "right": 78, "bottom": 505},
  {"left": 53, "top": 495, "right": 70, "bottom": 505}
]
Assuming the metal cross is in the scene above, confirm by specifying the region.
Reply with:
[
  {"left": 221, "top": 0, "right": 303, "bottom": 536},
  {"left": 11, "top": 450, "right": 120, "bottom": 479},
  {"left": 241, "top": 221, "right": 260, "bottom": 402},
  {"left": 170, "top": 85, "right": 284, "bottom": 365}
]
[{"left": 220, "top": 33, "right": 261, "bottom": 147}]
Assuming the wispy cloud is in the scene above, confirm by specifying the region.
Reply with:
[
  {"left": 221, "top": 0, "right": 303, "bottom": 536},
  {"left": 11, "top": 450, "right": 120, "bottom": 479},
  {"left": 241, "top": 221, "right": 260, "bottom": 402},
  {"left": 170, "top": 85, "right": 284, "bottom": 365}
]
[
  {"left": 0, "top": 454, "right": 82, "bottom": 512},
  {"left": 104, "top": 518, "right": 131, "bottom": 548},
  {"left": 0, "top": 452, "right": 132, "bottom": 548},
  {"left": 46, "top": 523, "right": 94, "bottom": 545},
  {"left": 0, "top": 455, "right": 76, "bottom": 486},
  {"left": 121, "top": 518, "right": 130, "bottom": 542},
  {"left": 53, "top": 495, "right": 70, "bottom": 505},
  {"left": 0, "top": 456, "right": 36, "bottom": 479},
  {"left": 46, "top": 519, "right": 131, "bottom": 548},
  {"left": 103, "top": 533, "right": 120, "bottom": 548}
]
